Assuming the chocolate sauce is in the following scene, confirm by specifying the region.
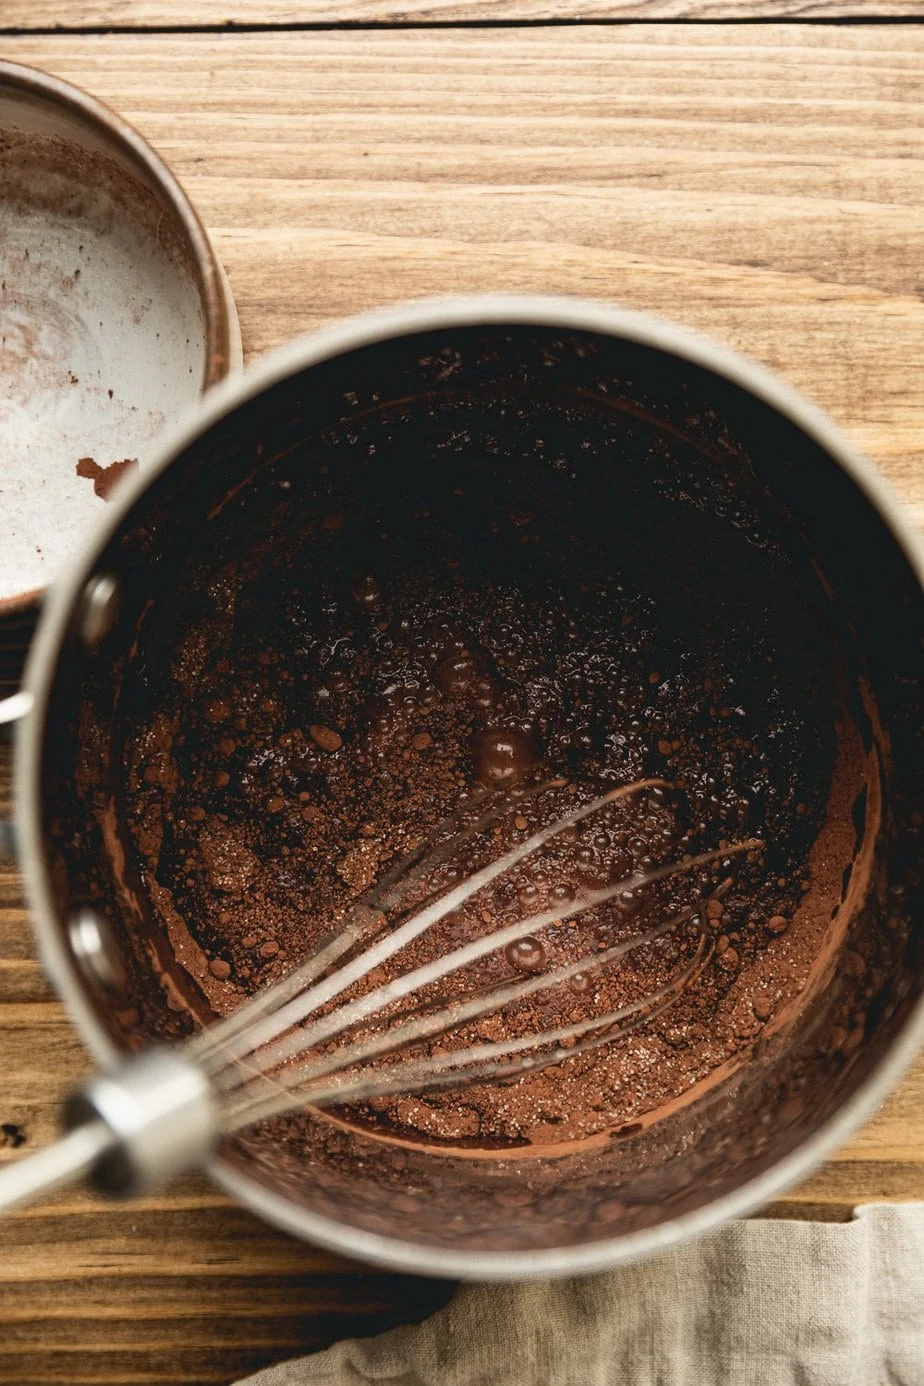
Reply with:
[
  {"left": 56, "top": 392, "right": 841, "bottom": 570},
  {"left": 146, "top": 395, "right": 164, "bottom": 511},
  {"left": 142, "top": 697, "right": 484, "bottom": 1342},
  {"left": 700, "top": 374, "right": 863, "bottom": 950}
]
[
  {"left": 75, "top": 454, "right": 139, "bottom": 500},
  {"left": 117, "top": 383, "right": 853, "bottom": 1156}
]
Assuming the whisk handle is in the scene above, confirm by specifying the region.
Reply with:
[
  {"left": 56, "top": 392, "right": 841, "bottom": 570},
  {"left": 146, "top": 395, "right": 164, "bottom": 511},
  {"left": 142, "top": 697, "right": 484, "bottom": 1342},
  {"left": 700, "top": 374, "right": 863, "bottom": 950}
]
[
  {"left": 0, "top": 1120, "right": 114, "bottom": 1212},
  {"left": 0, "top": 1047, "right": 219, "bottom": 1215}
]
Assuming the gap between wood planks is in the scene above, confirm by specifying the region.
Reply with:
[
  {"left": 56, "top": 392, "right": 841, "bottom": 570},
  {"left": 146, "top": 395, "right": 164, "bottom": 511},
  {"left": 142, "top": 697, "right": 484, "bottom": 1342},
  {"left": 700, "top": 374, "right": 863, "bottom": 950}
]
[{"left": 2, "top": 16, "right": 924, "bottom": 39}]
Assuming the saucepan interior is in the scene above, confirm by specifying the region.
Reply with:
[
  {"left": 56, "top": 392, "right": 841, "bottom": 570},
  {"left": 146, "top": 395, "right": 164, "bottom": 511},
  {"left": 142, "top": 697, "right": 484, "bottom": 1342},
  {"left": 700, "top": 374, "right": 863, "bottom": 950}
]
[{"left": 21, "top": 307, "right": 923, "bottom": 1277}]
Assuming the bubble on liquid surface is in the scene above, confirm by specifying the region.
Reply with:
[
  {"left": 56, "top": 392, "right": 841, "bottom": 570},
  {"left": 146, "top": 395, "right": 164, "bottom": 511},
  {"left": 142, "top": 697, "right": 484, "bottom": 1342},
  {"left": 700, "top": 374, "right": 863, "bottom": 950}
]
[
  {"left": 505, "top": 936, "right": 546, "bottom": 972},
  {"left": 473, "top": 726, "right": 538, "bottom": 787},
  {"left": 350, "top": 570, "right": 381, "bottom": 606}
]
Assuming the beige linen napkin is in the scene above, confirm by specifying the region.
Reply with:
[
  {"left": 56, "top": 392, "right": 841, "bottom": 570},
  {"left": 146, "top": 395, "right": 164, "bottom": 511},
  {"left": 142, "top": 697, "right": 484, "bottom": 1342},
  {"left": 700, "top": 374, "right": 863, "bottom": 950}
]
[{"left": 236, "top": 1205, "right": 924, "bottom": 1386}]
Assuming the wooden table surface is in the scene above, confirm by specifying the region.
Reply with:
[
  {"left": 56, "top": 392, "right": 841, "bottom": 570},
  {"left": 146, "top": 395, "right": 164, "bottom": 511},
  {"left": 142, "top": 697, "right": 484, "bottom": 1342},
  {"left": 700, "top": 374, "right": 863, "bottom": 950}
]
[{"left": 1, "top": 9, "right": 923, "bottom": 1385}]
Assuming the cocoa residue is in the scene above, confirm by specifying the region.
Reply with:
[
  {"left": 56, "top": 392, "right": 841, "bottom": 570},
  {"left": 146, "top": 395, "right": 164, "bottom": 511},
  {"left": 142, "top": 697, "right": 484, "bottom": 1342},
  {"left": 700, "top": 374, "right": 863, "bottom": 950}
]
[
  {"left": 76, "top": 455, "right": 139, "bottom": 501},
  {"left": 117, "top": 386, "right": 860, "bottom": 1159}
]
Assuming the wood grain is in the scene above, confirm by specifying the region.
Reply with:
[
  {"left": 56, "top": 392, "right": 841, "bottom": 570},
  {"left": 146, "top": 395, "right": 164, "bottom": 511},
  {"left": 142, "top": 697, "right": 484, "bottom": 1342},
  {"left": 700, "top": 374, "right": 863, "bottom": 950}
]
[
  {"left": 4, "top": 26, "right": 923, "bottom": 523},
  {"left": 2, "top": 1, "right": 923, "bottom": 32},
  {"left": 1, "top": 21, "right": 923, "bottom": 1386}
]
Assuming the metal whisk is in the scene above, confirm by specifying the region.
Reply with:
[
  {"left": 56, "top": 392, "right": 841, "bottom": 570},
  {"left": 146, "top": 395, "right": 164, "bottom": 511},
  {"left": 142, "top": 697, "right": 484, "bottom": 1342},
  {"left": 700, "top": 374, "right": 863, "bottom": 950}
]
[{"left": 0, "top": 778, "right": 760, "bottom": 1213}]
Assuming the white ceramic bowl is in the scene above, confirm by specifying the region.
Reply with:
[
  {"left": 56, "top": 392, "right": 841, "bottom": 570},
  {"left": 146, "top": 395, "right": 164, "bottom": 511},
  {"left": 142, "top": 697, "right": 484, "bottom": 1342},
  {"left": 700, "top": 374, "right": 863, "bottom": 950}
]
[{"left": 0, "top": 60, "right": 241, "bottom": 612}]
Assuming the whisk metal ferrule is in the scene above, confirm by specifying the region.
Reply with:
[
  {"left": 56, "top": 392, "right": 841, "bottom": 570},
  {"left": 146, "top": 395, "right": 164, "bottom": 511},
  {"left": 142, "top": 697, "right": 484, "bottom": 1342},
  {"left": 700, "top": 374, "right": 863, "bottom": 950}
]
[{"left": 65, "top": 1047, "right": 219, "bottom": 1198}]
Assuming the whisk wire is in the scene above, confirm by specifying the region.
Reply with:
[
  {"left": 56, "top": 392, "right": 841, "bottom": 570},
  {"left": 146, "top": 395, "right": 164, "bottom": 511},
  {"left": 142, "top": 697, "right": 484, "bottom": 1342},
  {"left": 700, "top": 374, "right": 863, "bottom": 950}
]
[
  {"left": 189, "top": 780, "right": 543, "bottom": 1064},
  {"left": 224, "top": 916, "right": 714, "bottom": 1129},
  {"left": 220, "top": 903, "right": 700, "bottom": 1126},
  {"left": 210, "top": 833, "right": 755, "bottom": 1090},
  {"left": 188, "top": 777, "right": 761, "bottom": 1140},
  {"left": 203, "top": 779, "right": 673, "bottom": 1069}
]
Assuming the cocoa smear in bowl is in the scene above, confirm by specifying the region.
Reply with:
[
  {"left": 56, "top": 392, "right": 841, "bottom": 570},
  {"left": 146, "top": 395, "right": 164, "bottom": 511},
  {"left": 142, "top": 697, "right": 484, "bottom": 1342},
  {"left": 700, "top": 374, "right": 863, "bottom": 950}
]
[{"left": 116, "top": 383, "right": 867, "bottom": 1159}]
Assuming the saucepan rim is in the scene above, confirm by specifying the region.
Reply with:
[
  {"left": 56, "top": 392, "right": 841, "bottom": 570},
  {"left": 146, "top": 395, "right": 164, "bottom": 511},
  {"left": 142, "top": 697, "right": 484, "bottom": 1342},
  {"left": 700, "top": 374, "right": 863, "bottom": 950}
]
[{"left": 15, "top": 294, "right": 924, "bottom": 1278}]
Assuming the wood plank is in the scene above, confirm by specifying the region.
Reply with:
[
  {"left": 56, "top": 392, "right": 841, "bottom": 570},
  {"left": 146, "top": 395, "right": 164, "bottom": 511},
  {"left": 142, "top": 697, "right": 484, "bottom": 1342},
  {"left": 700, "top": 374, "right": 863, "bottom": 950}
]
[
  {"left": 1, "top": 1, "right": 922, "bottom": 33},
  {"left": 1, "top": 24, "right": 922, "bottom": 1385},
  {"left": 3, "top": 26, "right": 922, "bottom": 520}
]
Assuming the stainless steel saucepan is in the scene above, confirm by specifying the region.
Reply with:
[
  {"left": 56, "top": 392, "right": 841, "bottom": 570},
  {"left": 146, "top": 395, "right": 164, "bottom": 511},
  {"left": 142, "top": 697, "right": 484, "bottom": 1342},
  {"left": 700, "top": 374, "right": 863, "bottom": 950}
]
[{"left": 1, "top": 296, "right": 921, "bottom": 1279}]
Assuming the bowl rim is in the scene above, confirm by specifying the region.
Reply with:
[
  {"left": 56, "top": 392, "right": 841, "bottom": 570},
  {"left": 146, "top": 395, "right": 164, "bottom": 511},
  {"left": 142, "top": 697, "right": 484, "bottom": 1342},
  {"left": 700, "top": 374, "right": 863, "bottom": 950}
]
[
  {"left": 0, "top": 57, "right": 240, "bottom": 615},
  {"left": 16, "top": 293, "right": 924, "bottom": 1279}
]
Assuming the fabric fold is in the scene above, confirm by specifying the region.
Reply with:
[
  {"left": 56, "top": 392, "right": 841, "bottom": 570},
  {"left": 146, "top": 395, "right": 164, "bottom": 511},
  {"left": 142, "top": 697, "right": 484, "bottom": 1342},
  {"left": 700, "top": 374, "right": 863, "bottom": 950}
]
[{"left": 236, "top": 1205, "right": 924, "bottom": 1386}]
